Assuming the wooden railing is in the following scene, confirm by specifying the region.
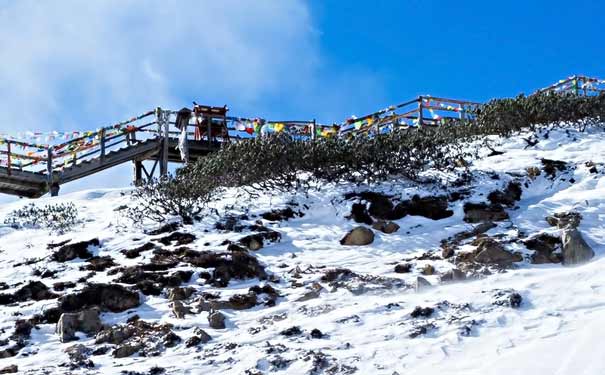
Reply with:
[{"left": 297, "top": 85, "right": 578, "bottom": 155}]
[{"left": 0, "top": 75, "right": 602, "bottom": 182}]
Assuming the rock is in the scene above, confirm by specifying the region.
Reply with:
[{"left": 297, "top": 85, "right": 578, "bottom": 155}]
[
  {"left": 0, "top": 365, "right": 17, "bottom": 374},
  {"left": 310, "top": 328, "right": 324, "bottom": 339},
  {"left": 185, "top": 335, "right": 202, "bottom": 348},
  {"left": 280, "top": 326, "right": 302, "bottom": 337},
  {"left": 541, "top": 158, "right": 567, "bottom": 178},
  {"left": 56, "top": 308, "right": 102, "bottom": 343},
  {"left": 208, "top": 311, "right": 226, "bottom": 329},
  {"left": 113, "top": 343, "right": 142, "bottom": 358},
  {"left": 168, "top": 287, "right": 195, "bottom": 301},
  {"left": 463, "top": 202, "right": 509, "bottom": 223},
  {"left": 240, "top": 235, "right": 263, "bottom": 251},
  {"left": 0, "top": 281, "right": 57, "bottom": 305},
  {"left": 472, "top": 237, "right": 522, "bottom": 266},
  {"left": 52, "top": 238, "right": 99, "bottom": 262},
  {"left": 171, "top": 301, "right": 191, "bottom": 319},
  {"left": 561, "top": 229, "right": 594, "bottom": 265},
  {"left": 59, "top": 283, "right": 140, "bottom": 313},
  {"left": 388, "top": 195, "right": 453, "bottom": 221},
  {"left": 371, "top": 220, "right": 400, "bottom": 234},
  {"left": 415, "top": 277, "right": 432, "bottom": 292},
  {"left": 225, "top": 292, "right": 257, "bottom": 310},
  {"left": 121, "top": 242, "right": 156, "bottom": 259},
  {"left": 492, "top": 289, "right": 523, "bottom": 308},
  {"left": 53, "top": 281, "right": 76, "bottom": 292},
  {"left": 546, "top": 211, "right": 582, "bottom": 229},
  {"left": 394, "top": 263, "right": 412, "bottom": 273},
  {"left": 350, "top": 203, "right": 373, "bottom": 225},
  {"left": 238, "top": 230, "right": 282, "bottom": 251},
  {"left": 85, "top": 256, "right": 116, "bottom": 271},
  {"left": 145, "top": 222, "right": 181, "bottom": 235},
  {"left": 442, "top": 246, "right": 455, "bottom": 259},
  {"left": 526, "top": 166, "right": 541, "bottom": 179},
  {"left": 368, "top": 196, "right": 394, "bottom": 219},
  {"left": 194, "top": 328, "right": 212, "bottom": 343},
  {"left": 321, "top": 268, "right": 357, "bottom": 282},
  {"left": 487, "top": 182, "right": 522, "bottom": 207},
  {"left": 261, "top": 207, "right": 302, "bottom": 221},
  {"left": 158, "top": 232, "right": 196, "bottom": 246},
  {"left": 421, "top": 264, "right": 435, "bottom": 276},
  {"left": 410, "top": 306, "right": 434, "bottom": 318},
  {"left": 524, "top": 233, "right": 562, "bottom": 264},
  {"left": 340, "top": 226, "right": 374, "bottom": 246},
  {"left": 64, "top": 344, "right": 94, "bottom": 368},
  {"left": 440, "top": 268, "right": 466, "bottom": 283}
]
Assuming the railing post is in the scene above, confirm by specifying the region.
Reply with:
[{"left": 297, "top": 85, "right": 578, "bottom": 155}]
[
  {"left": 417, "top": 96, "right": 424, "bottom": 127},
  {"left": 47, "top": 148, "right": 59, "bottom": 196},
  {"left": 156, "top": 107, "right": 169, "bottom": 177},
  {"left": 100, "top": 129, "right": 106, "bottom": 161},
  {"left": 207, "top": 115, "right": 212, "bottom": 148},
  {"left": 6, "top": 141, "right": 11, "bottom": 176}
]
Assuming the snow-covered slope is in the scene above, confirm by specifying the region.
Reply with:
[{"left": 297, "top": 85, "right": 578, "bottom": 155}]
[{"left": 0, "top": 126, "right": 603, "bottom": 374}]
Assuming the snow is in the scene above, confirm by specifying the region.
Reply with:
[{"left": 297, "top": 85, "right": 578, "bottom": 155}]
[{"left": 0, "top": 126, "right": 603, "bottom": 374}]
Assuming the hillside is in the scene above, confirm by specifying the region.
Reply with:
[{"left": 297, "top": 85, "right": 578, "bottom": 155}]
[{"left": 0, "top": 125, "right": 603, "bottom": 374}]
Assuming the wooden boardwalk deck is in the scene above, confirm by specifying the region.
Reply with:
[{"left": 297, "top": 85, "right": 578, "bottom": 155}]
[{"left": 0, "top": 75, "right": 602, "bottom": 198}]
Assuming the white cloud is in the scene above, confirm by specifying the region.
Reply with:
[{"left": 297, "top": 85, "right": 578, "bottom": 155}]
[
  {"left": 0, "top": 0, "right": 320, "bottom": 131},
  {"left": 0, "top": 0, "right": 386, "bottom": 197}
]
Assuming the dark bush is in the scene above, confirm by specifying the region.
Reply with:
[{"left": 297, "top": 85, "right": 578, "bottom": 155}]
[{"left": 128, "top": 92, "right": 605, "bottom": 223}]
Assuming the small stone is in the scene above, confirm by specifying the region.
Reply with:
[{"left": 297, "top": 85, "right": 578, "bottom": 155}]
[
  {"left": 340, "top": 227, "right": 374, "bottom": 246},
  {"left": 208, "top": 311, "right": 226, "bottom": 329},
  {"left": 394, "top": 263, "right": 412, "bottom": 273},
  {"left": 415, "top": 277, "right": 432, "bottom": 292},
  {"left": 310, "top": 329, "right": 324, "bottom": 339},
  {"left": 371, "top": 220, "right": 400, "bottom": 234},
  {"left": 421, "top": 264, "right": 435, "bottom": 276}
]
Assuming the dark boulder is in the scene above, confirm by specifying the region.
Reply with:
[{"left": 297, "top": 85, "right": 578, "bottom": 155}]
[
  {"left": 261, "top": 207, "right": 303, "bottom": 222},
  {"left": 471, "top": 237, "right": 522, "bottom": 266},
  {"left": 488, "top": 182, "right": 522, "bottom": 207},
  {"left": 59, "top": 284, "right": 140, "bottom": 313},
  {"left": 85, "top": 256, "right": 116, "bottom": 271},
  {"left": 0, "top": 281, "right": 57, "bottom": 305},
  {"left": 52, "top": 239, "right": 99, "bottom": 262},
  {"left": 157, "top": 232, "right": 196, "bottom": 246},
  {"left": 463, "top": 203, "right": 508, "bottom": 223},
  {"left": 541, "top": 158, "right": 567, "bottom": 178},
  {"left": 388, "top": 195, "right": 453, "bottom": 221},
  {"left": 350, "top": 203, "right": 373, "bottom": 225},
  {"left": 524, "top": 233, "right": 562, "bottom": 264},
  {"left": 121, "top": 242, "right": 156, "bottom": 259}
]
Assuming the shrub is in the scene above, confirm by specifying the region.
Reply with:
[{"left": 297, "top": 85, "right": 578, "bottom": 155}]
[
  {"left": 4, "top": 202, "right": 80, "bottom": 234},
  {"left": 128, "top": 92, "right": 605, "bottom": 223}
]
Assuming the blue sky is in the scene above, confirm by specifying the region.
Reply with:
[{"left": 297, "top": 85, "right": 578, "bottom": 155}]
[{"left": 0, "top": 0, "right": 603, "bottom": 196}]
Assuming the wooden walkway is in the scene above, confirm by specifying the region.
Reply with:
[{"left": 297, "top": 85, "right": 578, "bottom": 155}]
[{"left": 0, "top": 75, "right": 603, "bottom": 198}]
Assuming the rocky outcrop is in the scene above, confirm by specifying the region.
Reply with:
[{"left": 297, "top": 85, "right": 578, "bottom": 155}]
[
  {"left": 56, "top": 308, "right": 103, "bottom": 343},
  {"left": 541, "top": 158, "right": 567, "bottom": 178},
  {"left": 488, "top": 181, "right": 522, "bottom": 207},
  {"left": 51, "top": 238, "right": 99, "bottom": 262},
  {"left": 524, "top": 233, "right": 562, "bottom": 264},
  {"left": 59, "top": 284, "right": 140, "bottom": 313},
  {"left": 463, "top": 203, "right": 508, "bottom": 223},
  {"left": 371, "top": 220, "right": 400, "bottom": 234},
  {"left": 0, "top": 281, "right": 57, "bottom": 305},
  {"left": 472, "top": 237, "right": 522, "bottom": 266},
  {"left": 561, "top": 228, "right": 594, "bottom": 265},
  {"left": 208, "top": 311, "right": 226, "bottom": 329},
  {"left": 237, "top": 230, "right": 282, "bottom": 251},
  {"left": 340, "top": 227, "right": 374, "bottom": 246},
  {"left": 96, "top": 320, "right": 180, "bottom": 358},
  {"left": 546, "top": 211, "right": 582, "bottom": 229},
  {"left": 388, "top": 195, "right": 453, "bottom": 221},
  {"left": 350, "top": 203, "right": 373, "bottom": 225},
  {"left": 261, "top": 207, "right": 304, "bottom": 222}
]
